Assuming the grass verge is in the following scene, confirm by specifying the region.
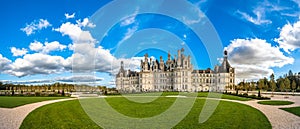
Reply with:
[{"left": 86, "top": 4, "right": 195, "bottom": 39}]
[
  {"left": 0, "top": 96, "right": 69, "bottom": 108},
  {"left": 197, "top": 92, "right": 251, "bottom": 101},
  {"left": 258, "top": 100, "right": 294, "bottom": 105},
  {"left": 20, "top": 100, "right": 99, "bottom": 129},
  {"left": 280, "top": 106, "right": 300, "bottom": 117}
]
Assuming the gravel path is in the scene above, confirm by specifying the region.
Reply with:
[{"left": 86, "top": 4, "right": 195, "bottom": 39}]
[
  {"left": 226, "top": 95, "right": 300, "bottom": 129},
  {"left": 0, "top": 98, "right": 77, "bottom": 129}
]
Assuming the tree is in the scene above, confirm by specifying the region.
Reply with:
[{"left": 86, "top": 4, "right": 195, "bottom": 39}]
[
  {"left": 288, "top": 70, "right": 293, "bottom": 77},
  {"left": 280, "top": 81, "right": 285, "bottom": 92},
  {"left": 270, "top": 73, "right": 275, "bottom": 81},
  {"left": 270, "top": 73, "right": 276, "bottom": 96},
  {"left": 284, "top": 78, "right": 290, "bottom": 92},
  {"left": 263, "top": 77, "right": 270, "bottom": 90},
  {"left": 292, "top": 80, "right": 297, "bottom": 95},
  {"left": 284, "top": 78, "right": 290, "bottom": 98},
  {"left": 270, "top": 80, "right": 276, "bottom": 97},
  {"left": 245, "top": 82, "right": 250, "bottom": 94},
  {"left": 258, "top": 79, "right": 264, "bottom": 97}
]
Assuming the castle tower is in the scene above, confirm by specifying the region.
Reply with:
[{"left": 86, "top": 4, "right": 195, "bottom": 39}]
[
  {"left": 144, "top": 53, "right": 149, "bottom": 71},
  {"left": 160, "top": 56, "right": 164, "bottom": 71},
  {"left": 121, "top": 61, "right": 124, "bottom": 70},
  {"left": 177, "top": 49, "right": 181, "bottom": 67}
]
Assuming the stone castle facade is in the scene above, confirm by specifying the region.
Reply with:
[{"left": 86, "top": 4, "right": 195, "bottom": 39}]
[{"left": 116, "top": 48, "right": 235, "bottom": 93}]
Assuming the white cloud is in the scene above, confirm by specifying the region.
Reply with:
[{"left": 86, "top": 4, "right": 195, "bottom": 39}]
[
  {"left": 65, "top": 13, "right": 75, "bottom": 19},
  {"left": 236, "top": 10, "right": 272, "bottom": 25},
  {"left": 54, "top": 22, "right": 82, "bottom": 40},
  {"left": 0, "top": 54, "right": 11, "bottom": 72},
  {"left": 6, "top": 53, "right": 68, "bottom": 77},
  {"left": 275, "top": 20, "right": 300, "bottom": 53},
  {"left": 54, "top": 18, "right": 140, "bottom": 75},
  {"left": 10, "top": 47, "right": 28, "bottom": 56},
  {"left": 69, "top": 42, "right": 141, "bottom": 75},
  {"left": 29, "top": 40, "right": 66, "bottom": 54},
  {"left": 118, "top": 26, "right": 138, "bottom": 44},
  {"left": 43, "top": 41, "right": 66, "bottom": 53},
  {"left": 29, "top": 41, "right": 43, "bottom": 51},
  {"left": 226, "top": 38, "right": 294, "bottom": 81},
  {"left": 120, "top": 7, "right": 139, "bottom": 26},
  {"left": 56, "top": 75, "right": 103, "bottom": 82},
  {"left": 54, "top": 21, "right": 95, "bottom": 42},
  {"left": 3, "top": 17, "right": 141, "bottom": 78},
  {"left": 76, "top": 18, "right": 96, "bottom": 28},
  {"left": 182, "top": 6, "right": 205, "bottom": 25},
  {"left": 292, "top": 0, "right": 300, "bottom": 8},
  {"left": 21, "top": 19, "right": 51, "bottom": 36}
]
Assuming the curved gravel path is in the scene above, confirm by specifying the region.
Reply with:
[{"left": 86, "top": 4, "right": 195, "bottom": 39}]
[
  {"left": 0, "top": 98, "right": 77, "bottom": 129},
  {"left": 242, "top": 95, "right": 300, "bottom": 129},
  {"left": 219, "top": 95, "right": 300, "bottom": 129}
]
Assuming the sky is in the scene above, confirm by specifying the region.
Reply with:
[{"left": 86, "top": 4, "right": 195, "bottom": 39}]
[{"left": 0, "top": 0, "right": 300, "bottom": 86}]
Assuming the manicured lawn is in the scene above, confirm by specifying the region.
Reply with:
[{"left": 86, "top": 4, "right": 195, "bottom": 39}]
[
  {"left": 0, "top": 96, "right": 69, "bottom": 108},
  {"left": 197, "top": 92, "right": 251, "bottom": 101},
  {"left": 258, "top": 100, "right": 294, "bottom": 105},
  {"left": 280, "top": 106, "right": 300, "bottom": 117},
  {"left": 175, "top": 99, "right": 270, "bottom": 129},
  {"left": 20, "top": 100, "right": 99, "bottom": 129},
  {"left": 112, "top": 92, "right": 251, "bottom": 101},
  {"left": 21, "top": 97, "right": 271, "bottom": 128},
  {"left": 106, "top": 97, "right": 176, "bottom": 118}
]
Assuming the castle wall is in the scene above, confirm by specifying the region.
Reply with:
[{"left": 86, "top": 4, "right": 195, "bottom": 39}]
[{"left": 116, "top": 49, "right": 235, "bottom": 93}]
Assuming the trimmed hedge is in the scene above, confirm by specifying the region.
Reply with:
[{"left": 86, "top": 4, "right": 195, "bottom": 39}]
[{"left": 224, "top": 92, "right": 270, "bottom": 100}]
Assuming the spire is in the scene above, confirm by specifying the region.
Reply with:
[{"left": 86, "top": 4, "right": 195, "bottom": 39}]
[
  {"left": 177, "top": 49, "right": 181, "bottom": 66},
  {"left": 219, "top": 50, "right": 231, "bottom": 73},
  {"left": 168, "top": 51, "right": 171, "bottom": 60},
  {"left": 224, "top": 50, "right": 228, "bottom": 60},
  {"left": 224, "top": 50, "right": 228, "bottom": 57},
  {"left": 120, "top": 61, "right": 124, "bottom": 70},
  {"left": 144, "top": 53, "right": 148, "bottom": 60}
]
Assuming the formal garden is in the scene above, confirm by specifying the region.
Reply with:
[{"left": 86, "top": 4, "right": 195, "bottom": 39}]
[
  {"left": 1, "top": 69, "right": 300, "bottom": 128},
  {"left": 19, "top": 94, "right": 271, "bottom": 129},
  {"left": 1, "top": 90, "right": 300, "bottom": 128}
]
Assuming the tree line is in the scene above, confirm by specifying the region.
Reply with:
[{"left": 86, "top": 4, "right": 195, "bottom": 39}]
[
  {"left": 236, "top": 70, "right": 300, "bottom": 97},
  {"left": 0, "top": 82, "right": 114, "bottom": 96}
]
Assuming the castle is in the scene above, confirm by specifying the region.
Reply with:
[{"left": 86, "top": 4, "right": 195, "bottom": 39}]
[{"left": 116, "top": 48, "right": 235, "bottom": 93}]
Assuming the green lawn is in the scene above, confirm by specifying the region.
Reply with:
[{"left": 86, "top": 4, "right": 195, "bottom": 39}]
[
  {"left": 110, "top": 92, "right": 251, "bottom": 101},
  {"left": 20, "top": 100, "right": 99, "bottom": 129},
  {"left": 106, "top": 97, "right": 176, "bottom": 118},
  {"left": 0, "top": 96, "right": 69, "bottom": 108},
  {"left": 21, "top": 97, "right": 271, "bottom": 129},
  {"left": 280, "top": 106, "right": 300, "bottom": 117},
  {"left": 175, "top": 99, "right": 270, "bottom": 129},
  {"left": 258, "top": 100, "right": 294, "bottom": 105},
  {"left": 197, "top": 92, "right": 251, "bottom": 101}
]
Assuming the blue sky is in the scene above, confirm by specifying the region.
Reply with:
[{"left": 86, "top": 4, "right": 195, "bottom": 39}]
[{"left": 0, "top": 0, "right": 300, "bottom": 86}]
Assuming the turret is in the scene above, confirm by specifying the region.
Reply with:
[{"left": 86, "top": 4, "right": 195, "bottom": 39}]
[
  {"left": 177, "top": 49, "right": 181, "bottom": 66},
  {"left": 219, "top": 50, "right": 232, "bottom": 73},
  {"left": 144, "top": 53, "right": 149, "bottom": 71},
  {"left": 120, "top": 61, "right": 124, "bottom": 70},
  {"left": 160, "top": 56, "right": 164, "bottom": 71}
]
